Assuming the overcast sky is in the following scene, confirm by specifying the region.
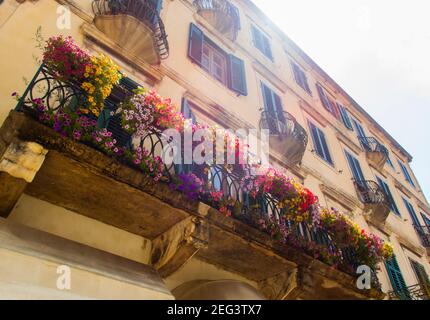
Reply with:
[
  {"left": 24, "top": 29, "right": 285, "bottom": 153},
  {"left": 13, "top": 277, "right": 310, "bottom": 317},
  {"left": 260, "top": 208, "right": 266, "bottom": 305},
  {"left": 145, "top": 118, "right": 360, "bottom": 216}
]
[{"left": 252, "top": 0, "right": 430, "bottom": 202}]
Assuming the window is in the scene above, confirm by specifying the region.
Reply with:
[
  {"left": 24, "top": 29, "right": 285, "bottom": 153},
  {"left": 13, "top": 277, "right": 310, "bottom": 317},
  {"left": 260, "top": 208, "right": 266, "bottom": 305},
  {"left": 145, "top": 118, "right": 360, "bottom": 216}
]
[
  {"left": 403, "top": 198, "right": 420, "bottom": 227},
  {"left": 376, "top": 176, "right": 400, "bottom": 216},
  {"left": 188, "top": 24, "right": 247, "bottom": 95},
  {"left": 261, "top": 83, "right": 285, "bottom": 134},
  {"left": 410, "top": 260, "right": 430, "bottom": 297},
  {"left": 386, "top": 155, "right": 394, "bottom": 168},
  {"left": 291, "top": 62, "right": 311, "bottom": 94},
  {"left": 385, "top": 255, "right": 409, "bottom": 299},
  {"left": 398, "top": 160, "right": 416, "bottom": 188},
  {"left": 309, "top": 122, "right": 333, "bottom": 165},
  {"left": 181, "top": 98, "right": 197, "bottom": 124},
  {"left": 202, "top": 42, "right": 228, "bottom": 84},
  {"left": 251, "top": 25, "right": 273, "bottom": 60},
  {"left": 337, "top": 103, "right": 354, "bottom": 130},
  {"left": 345, "top": 151, "right": 365, "bottom": 182},
  {"left": 351, "top": 118, "right": 366, "bottom": 138},
  {"left": 316, "top": 84, "right": 342, "bottom": 120},
  {"left": 421, "top": 213, "right": 430, "bottom": 228}
]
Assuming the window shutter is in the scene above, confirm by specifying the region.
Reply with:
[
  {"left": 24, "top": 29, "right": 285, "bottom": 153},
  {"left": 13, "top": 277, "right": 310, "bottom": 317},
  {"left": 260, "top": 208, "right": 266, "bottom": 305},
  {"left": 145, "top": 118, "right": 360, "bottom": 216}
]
[
  {"left": 411, "top": 260, "right": 430, "bottom": 289},
  {"left": 230, "top": 4, "right": 241, "bottom": 29},
  {"left": 403, "top": 199, "right": 420, "bottom": 226},
  {"left": 377, "top": 177, "right": 400, "bottom": 215},
  {"left": 309, "top": 122, "right": 325, "bottom": 161},
  {"left": 422, "top": 213, "right": 430, "bottom": 228},
  {"left": 262, "top": 35, "right": 273, "bottom": 60},
  {"left": 316, "top": 84, "right": 332, "bottom": 112},
  {"left": 188, "top": 23, "right": 204, "bottom": 65},
  {"left": 251, "top": 25, "right": 261, "bottom": 49},
  {"left": 385, "top": 256, "right": 409, "bottom": 298},
  {"left": 228, "top": 54, "right": 247, "bottom": 96},
  {"left": 181, "top": 98, "right": 196, "bottom": 123},
  {"left": 346, "top": 152, "right": 364, "bottom": 182},
  {"left": 273, "top": 93, "right": 285, "bottom": 123},
  {"left": 338, "top": 103, "right": 353, "bottom": 130},
  {"left": 317, "top": 128, "right": 333, "bottom": 164}
]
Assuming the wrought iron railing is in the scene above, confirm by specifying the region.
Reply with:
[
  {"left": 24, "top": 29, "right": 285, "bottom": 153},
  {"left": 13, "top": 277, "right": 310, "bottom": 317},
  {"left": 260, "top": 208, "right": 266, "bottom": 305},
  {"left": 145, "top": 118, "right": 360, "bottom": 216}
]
[
  {"left": 259, "top": 110, "right": 308, "bottom": 162},
  {"left": 15, "top": 64, "right": 176, "bottom": 179},
  {"left": 388, "top": 284, "right": 430, "bottom": 300},
  {"left": 15, "top": 64, "right": 379, "bottom": 280},
  {"left": 413, "top": 225, "right": 430, "bottom": 247},
  {"left": 92, "top": 0, "right": 169, "bottom": 59},
  {"left": 358, "top": 136, "right": 389, "bottom": 157},
  {"left": 354, "top": 180, "right": 389, "bottom": 206},
  {"left": 193, "top": 0, "right": 241, "bottom": 40}
]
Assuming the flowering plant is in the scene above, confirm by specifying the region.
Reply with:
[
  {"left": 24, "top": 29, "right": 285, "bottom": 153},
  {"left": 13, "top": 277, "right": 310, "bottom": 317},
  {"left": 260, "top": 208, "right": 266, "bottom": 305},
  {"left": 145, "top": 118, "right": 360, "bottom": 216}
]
[
  {"left": 81, "top": 54, "right": 122, "bottom": 117},
  {"left": 116, "top": 90, "right": 186, "bottom": 136},
  {"left": 43, "top": 36, "right": 121, "bottom": 117},
  {"left": 29, "top": 98, "right": 123, "bottom": 156},
  {"left": 43, "top": 35, "right": 91, "bottom": 82},
  {"left": 319, "top": 208, "right": 393, "bottom": 269},
  {"left": 170, "top": 173, "right": 204, "bottom": 200},
  {"left": 245, "top": 167, "right": 318, "bottom": 223}
]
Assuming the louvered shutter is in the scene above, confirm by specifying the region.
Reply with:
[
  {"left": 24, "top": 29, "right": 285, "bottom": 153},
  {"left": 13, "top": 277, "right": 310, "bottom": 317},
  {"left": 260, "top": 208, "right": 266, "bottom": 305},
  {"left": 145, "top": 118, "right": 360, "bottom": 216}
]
[
  {"left": 403, "top": 199, "right": 420, "bottom": 227},
  {"left": 262, "top": 34, "right": 273, "bottom": 60},
  {"left": 228, "top": 54, "right": 247, "bottom": 96},
  {"left": 318, "top": 128, "right": 333, "bottom": 164},
  {"left": 188, "top": 23, "right": 204, "bottom": 65},
  {"left": 377, "top": 177, "right": 400, "bottom": 215},
  {"left": 309, "top": 122, "right": 325, "bottom": 160},
  {"left": 338, "top": 103, "right": 353, "bottom": 130},
  {"left": 385, "top": 256, "right": 409, "bottom": 299},
  {"left": 273, "top": 92, "right": 285, "bottom": 124}
]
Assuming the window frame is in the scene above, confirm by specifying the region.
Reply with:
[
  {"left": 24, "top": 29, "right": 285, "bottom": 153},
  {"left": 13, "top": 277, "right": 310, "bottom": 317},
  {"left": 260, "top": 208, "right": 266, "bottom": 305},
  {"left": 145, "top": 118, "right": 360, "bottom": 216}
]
[{"left": 251, "top": 24, "right": 273, "bottom": 61}]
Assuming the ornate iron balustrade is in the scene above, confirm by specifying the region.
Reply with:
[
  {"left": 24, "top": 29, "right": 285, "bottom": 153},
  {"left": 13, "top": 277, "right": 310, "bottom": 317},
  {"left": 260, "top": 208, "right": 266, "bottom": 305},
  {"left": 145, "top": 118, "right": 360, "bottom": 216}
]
[
  {"left": 414, "top": 225, "right": 430, "bottom": 247},
  {"left": 15, "top": 64, "right": 380, "bottom": 281},
  {"left": 259, "top": 110, "right": 308, "bottom": 165},
  {"left": 193, "top": 0, "right": 241, "bottom": 40},
  {"left": 354, "top": 180, "right": 389, "bottom": 206},
  {"left": 92, "top": 0, "right": 169, "bottom": 59},
  {"left": 388, "top": 284, "right": 430, "bottom": 300},
  {"left": 358, "top": 136, "right": 389, "bottom": 157},
  {"left": 15, "top": 64, "right": 176, "bottom": 179}
]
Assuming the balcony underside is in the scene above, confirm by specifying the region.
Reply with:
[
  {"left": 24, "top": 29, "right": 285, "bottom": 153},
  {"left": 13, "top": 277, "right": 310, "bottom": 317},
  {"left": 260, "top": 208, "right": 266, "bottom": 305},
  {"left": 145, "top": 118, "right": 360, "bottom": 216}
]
[
  {"left": 269, "top": 135, "right": 306, "bottom": 167},
  {"left": 364, "top": 202, "right": 390, "bottom": 225},
  {"left": 94, "top": 14, "right": 160, "bottom": 65},
  {"left": 0, "top": 111, "right": 383, "bottom": 300},
  {"left": 366, "top": 151, "right": 388, "bottom": 170},
  {"left": 197, "top": 9, "right": 237, "bottom": 40}
]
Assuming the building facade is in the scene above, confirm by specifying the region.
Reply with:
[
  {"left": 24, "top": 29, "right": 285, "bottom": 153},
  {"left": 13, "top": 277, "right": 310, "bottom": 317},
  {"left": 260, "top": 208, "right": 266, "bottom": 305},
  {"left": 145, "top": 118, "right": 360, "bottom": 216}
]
[{"left": 0, "top": 0, "right": 429, "bottom": 299}]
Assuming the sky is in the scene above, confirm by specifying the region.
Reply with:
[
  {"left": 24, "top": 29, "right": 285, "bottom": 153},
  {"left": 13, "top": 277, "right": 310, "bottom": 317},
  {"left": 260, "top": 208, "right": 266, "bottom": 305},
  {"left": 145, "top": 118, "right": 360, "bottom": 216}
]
[{"left": 252, "top": 0, "right": 430, "bottom": 201}]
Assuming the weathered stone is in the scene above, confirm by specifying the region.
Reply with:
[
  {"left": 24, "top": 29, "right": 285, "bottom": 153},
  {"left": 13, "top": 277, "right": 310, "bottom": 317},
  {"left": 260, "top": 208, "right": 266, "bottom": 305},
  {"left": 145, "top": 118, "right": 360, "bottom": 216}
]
[{"left": 0, "top": 141, "right": 47, "bottom": 183}]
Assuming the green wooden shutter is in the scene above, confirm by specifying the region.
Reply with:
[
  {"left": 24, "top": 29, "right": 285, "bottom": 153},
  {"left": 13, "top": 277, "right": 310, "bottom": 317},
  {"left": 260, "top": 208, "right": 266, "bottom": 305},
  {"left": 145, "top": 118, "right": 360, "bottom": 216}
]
[
  {"left": 376, "top": 177, "right": 400, "bottom": 216},
  {"left": 188, "top": 23, "right": 204, "bottom": 65},
  {"left": 385, "top": 256, "right": 409, "bottom": 299},
  {"left": 228, "top": 54, "right": 247, "bottom": 96}
]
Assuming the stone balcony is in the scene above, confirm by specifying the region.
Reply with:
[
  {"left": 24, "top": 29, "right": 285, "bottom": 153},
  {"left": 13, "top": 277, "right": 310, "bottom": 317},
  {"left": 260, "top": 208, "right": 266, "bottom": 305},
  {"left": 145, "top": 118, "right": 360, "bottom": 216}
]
[
  {"left": 358, "top": 137, "right": 389, "bottom": 170},
  {"left": 193, "top": 0, "right": 241, "bottom": 41},
  {"left": 0, "top": 110, "right": 385, "bottom": 300},
  {"left": 354, "top": 180, "right": 390, "bottom": 225},
  {"left": 259, "top": 111, "right": 308, "bottom": 167},
  {"left": 92, "top": 0, "right": 169, "bottom": 64}
]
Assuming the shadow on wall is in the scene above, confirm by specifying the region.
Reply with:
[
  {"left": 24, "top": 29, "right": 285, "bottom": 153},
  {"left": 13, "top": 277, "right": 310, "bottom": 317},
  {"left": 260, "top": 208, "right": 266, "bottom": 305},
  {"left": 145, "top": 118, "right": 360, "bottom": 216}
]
[{"left": 172, "top": 280, "right": 265, "bottom": 300}]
